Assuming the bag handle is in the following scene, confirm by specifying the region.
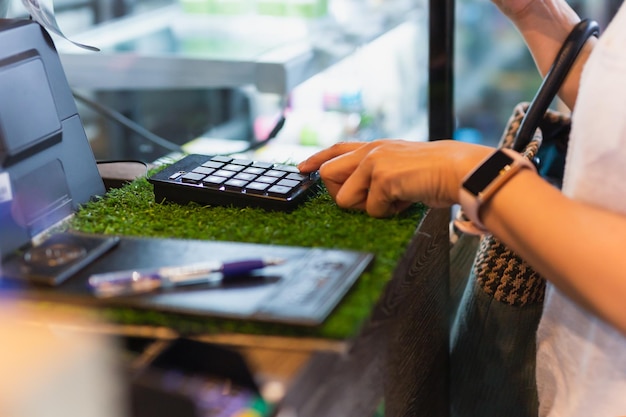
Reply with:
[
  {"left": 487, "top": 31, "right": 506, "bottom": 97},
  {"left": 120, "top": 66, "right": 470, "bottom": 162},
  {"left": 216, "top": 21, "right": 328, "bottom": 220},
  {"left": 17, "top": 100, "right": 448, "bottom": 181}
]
[{"left": 512, "top": 19, "right": 600, "bottom": 152}]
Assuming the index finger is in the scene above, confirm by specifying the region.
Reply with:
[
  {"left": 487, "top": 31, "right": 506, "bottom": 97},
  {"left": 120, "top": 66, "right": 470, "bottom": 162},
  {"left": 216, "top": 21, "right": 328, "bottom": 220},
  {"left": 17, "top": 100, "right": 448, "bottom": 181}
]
[{"left": 297, "top": 142, "right": 367, "bottom": 173}]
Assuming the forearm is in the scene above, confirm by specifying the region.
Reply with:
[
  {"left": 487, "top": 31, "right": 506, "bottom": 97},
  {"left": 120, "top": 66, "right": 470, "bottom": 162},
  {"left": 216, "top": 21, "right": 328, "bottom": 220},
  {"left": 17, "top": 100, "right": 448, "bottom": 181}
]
[
  {"left": 481, "top": 169, "right": 626, "bottom": 335},
  {"left": 500, "top": 0, "right": 595, "bottom": 108}
]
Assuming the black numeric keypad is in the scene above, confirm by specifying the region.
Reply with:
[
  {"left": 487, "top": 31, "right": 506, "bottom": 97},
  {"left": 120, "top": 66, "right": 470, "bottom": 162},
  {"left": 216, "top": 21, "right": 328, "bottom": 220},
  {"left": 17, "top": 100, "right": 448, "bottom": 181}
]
[{"left": 148, "top": 154, "right": 321, "bottom": 211}]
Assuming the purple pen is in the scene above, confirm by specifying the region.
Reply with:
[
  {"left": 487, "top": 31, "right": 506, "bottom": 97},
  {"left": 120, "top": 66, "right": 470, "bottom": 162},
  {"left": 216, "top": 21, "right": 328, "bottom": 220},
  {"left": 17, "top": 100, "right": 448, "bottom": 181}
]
[{"left": 88, "top": 258, "right": 284, "bottom": 298}]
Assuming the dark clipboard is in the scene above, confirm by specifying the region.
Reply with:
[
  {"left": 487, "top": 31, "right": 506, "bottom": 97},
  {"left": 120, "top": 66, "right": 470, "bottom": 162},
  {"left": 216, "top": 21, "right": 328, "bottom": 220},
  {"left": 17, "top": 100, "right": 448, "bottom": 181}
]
[{"left": 3, "top": 232, "right": 373, "bottom": 327}]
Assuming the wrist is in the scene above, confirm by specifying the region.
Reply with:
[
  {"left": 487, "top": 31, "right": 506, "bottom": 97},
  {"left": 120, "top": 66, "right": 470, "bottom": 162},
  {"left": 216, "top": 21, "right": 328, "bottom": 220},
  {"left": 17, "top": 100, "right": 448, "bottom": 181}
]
[{"left": 456, "top": 148, "right": 536, "bottom": 234}]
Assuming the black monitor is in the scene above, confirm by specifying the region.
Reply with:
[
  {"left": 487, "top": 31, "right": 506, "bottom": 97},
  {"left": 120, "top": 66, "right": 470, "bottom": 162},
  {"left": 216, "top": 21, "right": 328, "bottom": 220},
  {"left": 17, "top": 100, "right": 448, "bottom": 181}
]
[{"left": 0, "top": 19, "right": 105, "bottom": 257}]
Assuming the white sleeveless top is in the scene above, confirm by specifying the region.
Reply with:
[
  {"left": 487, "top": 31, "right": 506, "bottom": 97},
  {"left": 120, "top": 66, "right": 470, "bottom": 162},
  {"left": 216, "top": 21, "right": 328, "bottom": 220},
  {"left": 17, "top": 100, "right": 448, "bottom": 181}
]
[{"left": 536, "top": 3, "right": 626, "bottom": 416}]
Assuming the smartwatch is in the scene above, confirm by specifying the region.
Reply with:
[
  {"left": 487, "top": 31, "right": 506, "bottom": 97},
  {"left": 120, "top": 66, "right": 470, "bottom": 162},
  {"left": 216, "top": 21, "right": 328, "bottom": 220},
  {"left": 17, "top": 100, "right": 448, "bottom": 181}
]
[{"left": 457, "top": 148, "right": 536, "bottom": 234}]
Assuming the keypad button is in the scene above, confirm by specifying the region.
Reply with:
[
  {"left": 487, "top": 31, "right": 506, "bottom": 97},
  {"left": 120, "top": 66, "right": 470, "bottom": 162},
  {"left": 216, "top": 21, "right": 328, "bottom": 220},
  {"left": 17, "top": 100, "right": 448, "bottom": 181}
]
[
  {"left": 234, "top": 172, "right": 257, "bottom": 182},
  {"left": 202, "top": 175, "right": 227, "bottom": 188},
  {"left": 224, "top": 179, "right": 248, "bottom": 191},
  {"left": 267, "top": 185, "right": 292, "bottom": 197},
  {"left": 286, "top": 173, "right": 307, "bottom": 182},
  {"left": 277, "top": 179, "right": 300, "bottom": 188},
  {"left": 231, "top": 159, "right": 253, "bottom": 167},
  {"left": 255, "top": 176, "right": 278, "bottom": 184},
  {"left": 181, "top": 172, "right": 206, "bottom": 184},
  {"left": 243, "top": 167, "right": 265, "bottom": 175},
  {"left": 201, "top": 161, "right": 225, "bottom": 169},
  {"left": 245, "top": 182, "right": 270, "bottom": 194},
  {"left": 251, "top": 161, "right": 274, "bottom": 169},
  {"left": 192, "top": 167, "right": 215, "bottom": 176},
  {"left": 273, "top": 164, "right": 300, "bottom": 173},
  {"left": 210, "top": 156, "right": 233, "bottom": 163},
  {"left": 222, "top": 164, "right": 245, "bottom": 172},
  {"left": 213, "top": 169, "right": 237, "bottom": 178},
  {"left": 265, "top": 170, "right": 286, "bottom": 178}
]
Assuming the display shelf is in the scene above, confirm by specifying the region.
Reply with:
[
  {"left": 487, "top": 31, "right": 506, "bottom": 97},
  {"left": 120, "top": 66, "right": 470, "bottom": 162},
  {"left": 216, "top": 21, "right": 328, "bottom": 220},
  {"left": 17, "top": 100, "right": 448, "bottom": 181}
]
[{"left": 56, "top": 0, "right": 425, "bottom": 95}]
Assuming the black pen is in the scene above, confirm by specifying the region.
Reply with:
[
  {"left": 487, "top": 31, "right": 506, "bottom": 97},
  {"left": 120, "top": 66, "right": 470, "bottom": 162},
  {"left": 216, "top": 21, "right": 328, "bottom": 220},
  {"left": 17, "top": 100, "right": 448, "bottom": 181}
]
[{"left": 88, "top": 258, "right": 284, "bottom": 298}]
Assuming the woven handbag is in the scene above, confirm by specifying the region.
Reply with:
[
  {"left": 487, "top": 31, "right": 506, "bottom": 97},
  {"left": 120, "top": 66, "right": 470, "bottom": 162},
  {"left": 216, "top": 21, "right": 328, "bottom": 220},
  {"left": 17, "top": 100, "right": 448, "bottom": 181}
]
[{"left": 449, "top": 19, "right": 599, "bottom": 417}]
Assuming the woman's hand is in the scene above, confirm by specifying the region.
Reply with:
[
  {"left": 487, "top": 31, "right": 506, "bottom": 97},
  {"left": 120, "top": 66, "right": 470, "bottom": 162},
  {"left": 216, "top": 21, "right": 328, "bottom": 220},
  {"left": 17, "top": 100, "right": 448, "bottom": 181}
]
[{"left": 298, "top": 139, "right": 493, "bottom": 218}]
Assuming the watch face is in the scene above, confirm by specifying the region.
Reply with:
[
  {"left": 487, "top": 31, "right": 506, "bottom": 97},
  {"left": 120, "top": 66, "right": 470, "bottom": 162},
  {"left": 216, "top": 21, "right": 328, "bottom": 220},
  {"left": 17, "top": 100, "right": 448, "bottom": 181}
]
[{"left": 463, "top": 150, "right": 514, "bottom": 196}]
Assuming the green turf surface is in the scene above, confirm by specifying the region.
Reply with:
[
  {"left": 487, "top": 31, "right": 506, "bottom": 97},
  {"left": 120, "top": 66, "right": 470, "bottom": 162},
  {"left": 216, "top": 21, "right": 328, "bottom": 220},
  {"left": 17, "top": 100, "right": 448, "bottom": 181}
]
[{"left": 68, "top": 177, "right": 425, "bottom": 340}]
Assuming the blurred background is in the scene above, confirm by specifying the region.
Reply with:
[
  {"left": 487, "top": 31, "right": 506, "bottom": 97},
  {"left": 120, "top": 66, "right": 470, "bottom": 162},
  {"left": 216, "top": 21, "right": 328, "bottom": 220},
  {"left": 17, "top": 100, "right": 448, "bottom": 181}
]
[
  {"left": 0, "top": 0, "right": 8, "bottom": 18},
  {"left": 2, "top": 0, "right": 622, "bottom": 163}
]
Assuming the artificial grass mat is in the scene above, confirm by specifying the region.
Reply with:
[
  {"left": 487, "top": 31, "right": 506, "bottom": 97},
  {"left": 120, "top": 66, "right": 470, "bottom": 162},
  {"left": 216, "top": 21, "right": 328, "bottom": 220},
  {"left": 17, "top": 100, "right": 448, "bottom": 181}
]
[{"left": 68, "top": 177, "right": 426, "bottom": 340}]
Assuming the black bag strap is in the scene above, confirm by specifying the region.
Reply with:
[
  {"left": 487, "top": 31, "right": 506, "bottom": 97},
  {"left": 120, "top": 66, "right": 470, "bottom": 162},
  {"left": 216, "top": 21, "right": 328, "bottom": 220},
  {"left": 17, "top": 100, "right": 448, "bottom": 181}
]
[{"left": 513, "top": 19, "right": 600, "bottom": 152}]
